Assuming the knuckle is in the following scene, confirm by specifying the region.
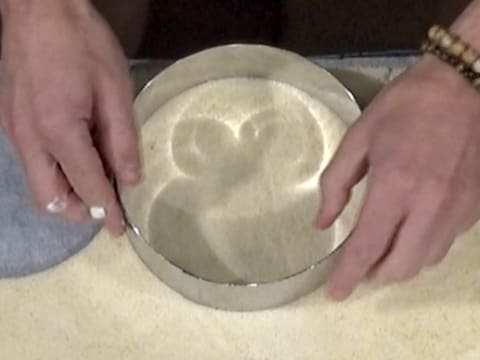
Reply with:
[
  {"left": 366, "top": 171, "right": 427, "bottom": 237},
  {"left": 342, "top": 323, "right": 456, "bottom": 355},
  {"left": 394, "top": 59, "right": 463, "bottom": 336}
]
[
  {"left": 320, "top": 168, "right": 338, "bottom": 192},
  {"left": 418, "top": 177, "right": 453, "bottom": 216},
  {"left": 116, "top": 140, "right": 138, "bottom": 161},
  {"left": 347, "top": 123, "right": 369, "bottom": 146},
  {"left": 34, "top": 100, "right": 90, "bottom": 142},
  {"left": 422, "top": 176, "right": 451, "bottom": 199},
  {"left": 350, "top": 240, "right": 380, "bottom": 267},
  {"left": 36, "top": 114, "right": 65, "bottom": 142},
  {"left": 102, "top": 188, "right": 118, "bottom": 210},
  {"left": 98, "top": 58, "right": 124, "bottom": 81},
  {"left": 376, "top": 163, "right": 416, "bottom": 192}
]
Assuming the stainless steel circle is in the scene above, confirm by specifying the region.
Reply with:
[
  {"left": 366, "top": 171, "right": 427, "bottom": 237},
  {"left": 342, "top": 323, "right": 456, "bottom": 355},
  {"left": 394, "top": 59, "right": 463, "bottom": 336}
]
[{"left": 120, "top": 44, "right": 364, "bottom": 311}]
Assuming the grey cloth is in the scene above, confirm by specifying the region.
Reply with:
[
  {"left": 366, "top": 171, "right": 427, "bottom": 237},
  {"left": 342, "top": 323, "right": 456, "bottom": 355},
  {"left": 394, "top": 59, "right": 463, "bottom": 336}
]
[{"left": 0, "top": 129, "right": 99, "bottom": 278}]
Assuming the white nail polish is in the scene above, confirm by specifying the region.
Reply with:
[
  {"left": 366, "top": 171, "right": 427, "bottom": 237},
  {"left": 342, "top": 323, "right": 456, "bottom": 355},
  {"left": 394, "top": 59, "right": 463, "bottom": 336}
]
[
  {"left": 46, "top": 195, "right": 67, "bottom": 214},
  {"left": 89, "top": 206, "right": 106, "bottom": 220}
]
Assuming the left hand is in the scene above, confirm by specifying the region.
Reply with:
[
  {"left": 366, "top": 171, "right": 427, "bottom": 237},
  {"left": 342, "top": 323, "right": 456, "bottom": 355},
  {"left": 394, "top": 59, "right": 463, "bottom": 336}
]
[
  {"left": 0, "top": 0, "right": 140, "bottom": 235},
  {"left": 316, "top": 55, "right": 480, "bottom": 300}
]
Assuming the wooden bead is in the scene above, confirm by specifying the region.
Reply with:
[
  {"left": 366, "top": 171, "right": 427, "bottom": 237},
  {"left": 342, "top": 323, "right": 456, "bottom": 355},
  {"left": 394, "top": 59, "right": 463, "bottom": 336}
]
[
  {"left": 462, "top": 48, "right": 477, "bottom": 65},
  {"left": 473, "top": 77, "right": 480, "bottom": 90},
  {"left": 473, "top": 58, "right": 480, "bottom": 73},
  {"left": 449, "top": 41, "right": 466, "bottom": 57},
  {"left": 420, "top": 41, "right": 429, "bottom": 52},
  {"left": 434, "top": 28, "right": 446, "bottom": 42},
  {"left": 428, "top": 25, "right": 440, "bottom": 40},
  {"left": 456, "top": 63, "right": 466, "bottom": 72},
  {"left": 423, "top": 25, "right": 480, "bottom": 92},
  {"left": 440, "top": 33, "right": 453, "bottom": 49}
]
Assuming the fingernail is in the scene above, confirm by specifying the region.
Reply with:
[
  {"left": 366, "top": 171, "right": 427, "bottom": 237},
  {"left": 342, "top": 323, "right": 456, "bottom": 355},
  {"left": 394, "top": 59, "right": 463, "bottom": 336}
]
[
  {"left": 327, "top": 286, "right": 345, "bottom": 301},
  {"left": 325, "top": 278, "right": 348, "bottom": 301},
  {"left": 46, "top": 195, "right": 68, "bottom": 214},
  {"left": 122, "top": 164, "right": 141, "bottom": 184},
  {"left": 89, "top": 206, "right": 107, "bottom": 220}
]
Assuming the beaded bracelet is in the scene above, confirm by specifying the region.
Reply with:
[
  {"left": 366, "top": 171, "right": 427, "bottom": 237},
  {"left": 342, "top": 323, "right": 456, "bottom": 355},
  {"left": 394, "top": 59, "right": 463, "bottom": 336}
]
[{"left": 421, "top": 24, "right": 480, "bottom": 90}]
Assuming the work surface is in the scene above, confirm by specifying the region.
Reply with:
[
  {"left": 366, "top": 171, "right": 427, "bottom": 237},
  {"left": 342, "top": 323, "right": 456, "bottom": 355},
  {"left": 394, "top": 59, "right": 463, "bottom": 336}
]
[{"left": 1, "top": 58, "right": 479, "bottom": 359}]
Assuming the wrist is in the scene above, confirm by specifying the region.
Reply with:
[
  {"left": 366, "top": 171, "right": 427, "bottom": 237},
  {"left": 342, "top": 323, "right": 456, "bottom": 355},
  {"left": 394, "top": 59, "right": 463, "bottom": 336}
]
[
  {"left": 415, "top": 54, "right": 465, "bottom": 85},
  {"left": 417, "top": 1, "right": 480, "bottom": 94},
  {"left": 450, "top": 0, "right": 480, "bottom": 51}
]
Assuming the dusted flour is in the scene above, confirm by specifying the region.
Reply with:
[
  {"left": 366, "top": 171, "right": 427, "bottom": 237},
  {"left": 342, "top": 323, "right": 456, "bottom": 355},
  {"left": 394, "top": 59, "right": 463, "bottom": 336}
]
[{"left": 136, "top": 78, "right": 355, "bottom": 283}]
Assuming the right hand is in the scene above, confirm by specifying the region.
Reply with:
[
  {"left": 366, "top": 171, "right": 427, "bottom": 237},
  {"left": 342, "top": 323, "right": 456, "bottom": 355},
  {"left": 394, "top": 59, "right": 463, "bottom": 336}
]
[{"left": 0, "top": 0, "right": 141, "bottom": 236}]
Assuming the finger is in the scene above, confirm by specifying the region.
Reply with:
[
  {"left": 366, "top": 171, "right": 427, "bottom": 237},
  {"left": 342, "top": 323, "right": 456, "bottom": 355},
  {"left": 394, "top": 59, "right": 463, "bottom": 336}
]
[
  {"left": 326, "top": 178, "right": 405, "bottom": 300},
  {"left": 373, "top": 184, "right": 446, "bottom": 283},
  {"left": 48, "top": 120, "right": 125, "bottom": 236},
  {"left": 424, "top": 196, "right": 471, "bottom": 267},
  {"left": 316, "top": 123, "right": 369, "bottom": 229},
  {"left": 371, "top": 211, "right": 431, "bottom": 284},
  {"left": 15, "top": 141, "right": 89, "bottom": 223},
  {"left": 424, "top": 226, "right": 456, "bottom": 267},
  {"left": 92, "top": 58, "right": 141, "bottom": 186}
]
